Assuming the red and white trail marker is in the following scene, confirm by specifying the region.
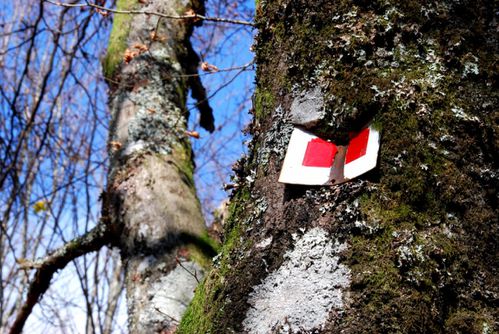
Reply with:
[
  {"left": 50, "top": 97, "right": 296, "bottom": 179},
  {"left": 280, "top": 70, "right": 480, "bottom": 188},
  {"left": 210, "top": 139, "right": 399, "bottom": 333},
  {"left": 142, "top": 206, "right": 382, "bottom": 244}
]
[{"left": 278, "top": 126, "right": 380, "bottom": 185}]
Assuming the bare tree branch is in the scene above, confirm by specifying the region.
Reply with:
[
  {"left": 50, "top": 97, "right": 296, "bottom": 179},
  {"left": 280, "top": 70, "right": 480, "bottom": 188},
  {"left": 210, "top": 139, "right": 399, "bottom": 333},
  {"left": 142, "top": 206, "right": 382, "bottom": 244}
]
[
  {"left": 9, "top": 222, "right": 112, "bottom": 334},
  {"left": 43, "top": 0, "right": 255, "bottom": 26}
]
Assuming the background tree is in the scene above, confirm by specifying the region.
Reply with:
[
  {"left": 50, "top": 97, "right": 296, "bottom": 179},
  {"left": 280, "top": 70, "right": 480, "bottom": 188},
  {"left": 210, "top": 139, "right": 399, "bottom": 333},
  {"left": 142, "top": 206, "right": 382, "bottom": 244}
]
[
  {"left": 1, "top": 0, "right": 253, "bottom": 332},
  {"left": 100, "top": 0, "right": 220, "bottom": 331},
  {"left": 179, "top": 0, "right": 498, "bottom": 333}
]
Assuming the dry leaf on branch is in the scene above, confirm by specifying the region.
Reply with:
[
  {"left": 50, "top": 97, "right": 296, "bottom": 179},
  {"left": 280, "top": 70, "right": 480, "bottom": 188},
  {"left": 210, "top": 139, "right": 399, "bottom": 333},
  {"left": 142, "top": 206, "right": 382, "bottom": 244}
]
[
  {"left": 185, "top": 130, "right": 200, "bottom": 139},
  {"left": 133, "top": 43, "right": 149, "bottom": 52},
  {"left": 177, "top": 247, "right": 190, "bottom": 259},
  {"left": 184, "top": 9, "right": 201, "bottom": 23},
  {"left": 33, "top": 200, "right": 48, "bottom": 214},
  {"left": 109, "top": 141, "right": 122, "bottom": 151},
  {"left": 123, "top": 49, "right": 139, "bottom": 63},
  {"left": 123, "top": 44, "right": 149, "bottom": 64},
  {"left": 200, "top": 61, "right": 219, "bottom": 72},
  {"left": 150, "top": 31, "right": 166, "bottom": 42},
  {"left": 94, "top": 9, "right": 109, "bottom": 17}
]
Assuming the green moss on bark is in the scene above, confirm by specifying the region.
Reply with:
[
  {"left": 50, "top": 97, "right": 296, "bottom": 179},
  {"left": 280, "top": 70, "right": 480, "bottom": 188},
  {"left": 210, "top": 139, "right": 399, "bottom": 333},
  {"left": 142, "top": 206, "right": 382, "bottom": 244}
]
[
  {"left": 186, "top": 231, "right": 220, "bottom": 269},
  {"left": 103, "top": 0, "right": 138, "bottom": 78},
  {"left": 253, "top": 87, "right": 274, "bottom": 122},
  {"left": 171, "top": 141, "right": 196, "bottom": 187},
  {"left": 177, "top": 276, "right": 212, "bottom": 333},
  {"left": 177, "top": 186, "right": 251, "bottom": 333}
]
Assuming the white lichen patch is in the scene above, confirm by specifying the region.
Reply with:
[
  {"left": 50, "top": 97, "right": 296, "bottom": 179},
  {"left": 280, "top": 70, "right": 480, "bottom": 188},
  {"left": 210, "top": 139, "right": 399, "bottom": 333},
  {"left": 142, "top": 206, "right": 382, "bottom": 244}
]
[
  {"left": 451, "top": 105, "right": 479, "bottom": 122},
  {"left": 482, "top": 321, "right": 491, "bottom": 334},
  {"left": 354, "top": 218, "right": 380, "bottom": 235},
  {"left": 245, "top": 197, "right": 268, "bottom": 225},
  {"left": 122, "top": 139, "right": 146, "bottom": 157},
  {"left": 255, "top": 236, "right": 273, "bottom": 249},
  {"left": 139, "top": 261, "right": 204, "bottom": 328},
  {"left": 136, "top": 255, "right": 156, "bottom": 274},
  {"left": 462, "top": 55, "right": 479, "bottom": 78},
  {"left": 243, "top": 228, "right": 351, "bottom": 334},
  {"left": 257, "top": 106, "right": 294, "bottom": 166}
]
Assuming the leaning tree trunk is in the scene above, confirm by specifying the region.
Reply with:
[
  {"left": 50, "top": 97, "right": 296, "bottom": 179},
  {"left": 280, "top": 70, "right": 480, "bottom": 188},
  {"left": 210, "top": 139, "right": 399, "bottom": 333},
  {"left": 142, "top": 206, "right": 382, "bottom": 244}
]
[
  {"left": 103, "top": 0, "right": 216, "bottom": 332},
  {"left": 178, "top": 0, "right": 498, "bottom": 333}
]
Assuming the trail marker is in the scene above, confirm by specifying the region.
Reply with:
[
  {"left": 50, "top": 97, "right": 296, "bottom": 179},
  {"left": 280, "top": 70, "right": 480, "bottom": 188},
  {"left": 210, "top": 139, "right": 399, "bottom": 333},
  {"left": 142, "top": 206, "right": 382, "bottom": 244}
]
[{"left": 278, "top": 126, "right": 380, "bottom": 185}]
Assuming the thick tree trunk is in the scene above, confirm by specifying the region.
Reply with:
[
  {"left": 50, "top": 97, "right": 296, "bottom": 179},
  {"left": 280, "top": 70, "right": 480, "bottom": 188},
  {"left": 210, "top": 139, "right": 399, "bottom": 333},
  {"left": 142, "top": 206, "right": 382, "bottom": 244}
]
[
  {"left": 104, "top": 0, "right": 216, "bottom": 332},
  {"left": 179, "top": 0, "right": 497, "bottom": 333}
]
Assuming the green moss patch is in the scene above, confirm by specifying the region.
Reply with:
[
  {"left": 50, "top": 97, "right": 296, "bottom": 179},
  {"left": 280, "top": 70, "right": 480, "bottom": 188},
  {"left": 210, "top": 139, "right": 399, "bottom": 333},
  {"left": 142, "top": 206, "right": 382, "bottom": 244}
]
[{"left": 103, "top": 0, "right": 138, "bottom": 78}]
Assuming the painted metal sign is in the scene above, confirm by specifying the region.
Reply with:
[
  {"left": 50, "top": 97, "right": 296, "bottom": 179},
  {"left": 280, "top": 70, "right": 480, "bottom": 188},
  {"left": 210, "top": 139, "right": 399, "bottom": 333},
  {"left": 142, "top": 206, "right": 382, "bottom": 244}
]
[{"left": 278, "top": 126, "right": 380, "bottom": 185}]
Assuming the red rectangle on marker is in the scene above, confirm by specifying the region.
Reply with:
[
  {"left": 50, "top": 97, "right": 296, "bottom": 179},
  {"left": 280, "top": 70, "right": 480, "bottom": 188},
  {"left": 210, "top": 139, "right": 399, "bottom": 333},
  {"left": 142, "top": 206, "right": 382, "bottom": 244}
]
[
  {"left": 345, "top": 127, "right": 369, "bottom": 164},
  {"left": 302, "top": 138, "right": 337, "bottom": 167}
]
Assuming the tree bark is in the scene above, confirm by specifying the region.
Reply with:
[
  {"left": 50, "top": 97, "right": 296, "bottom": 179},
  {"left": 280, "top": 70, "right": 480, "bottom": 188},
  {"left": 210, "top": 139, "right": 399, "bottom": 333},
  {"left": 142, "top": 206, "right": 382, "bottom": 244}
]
[
  {"left": 104, "top": 0, "right": 217, "bottom": 332},
  {"left": 179, "top": 0, "right": 498, "bottom": 333}
]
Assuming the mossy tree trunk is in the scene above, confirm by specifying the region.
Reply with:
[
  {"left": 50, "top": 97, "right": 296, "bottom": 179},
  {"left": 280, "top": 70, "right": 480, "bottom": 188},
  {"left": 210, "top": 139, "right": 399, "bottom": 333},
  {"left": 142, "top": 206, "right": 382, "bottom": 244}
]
[
  {"left": 104, "top": 0, "right": 217, "bottom": 333},
  {"left": 178, "top": 0, "right": 497, "bottom": 333}
]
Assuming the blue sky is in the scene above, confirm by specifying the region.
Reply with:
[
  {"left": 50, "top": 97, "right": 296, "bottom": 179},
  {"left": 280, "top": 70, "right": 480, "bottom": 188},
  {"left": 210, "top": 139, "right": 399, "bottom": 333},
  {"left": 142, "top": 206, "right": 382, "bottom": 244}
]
[{"left": 189, "top": 0, "right": 255, "bottom": 220}]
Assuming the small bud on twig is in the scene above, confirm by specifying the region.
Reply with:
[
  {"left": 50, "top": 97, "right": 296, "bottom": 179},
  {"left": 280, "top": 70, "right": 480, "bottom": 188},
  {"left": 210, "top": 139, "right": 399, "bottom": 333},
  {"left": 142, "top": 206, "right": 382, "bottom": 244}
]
[
  {"left": 185, "top": 130, "right": 200, "bottom": 139},
  {"left": 109, "top": 141, "right": 122, "bottom": 151},
  {"left": 95, "top": 8, "right": 109, "bottom": 16},
  {"left": 184, "top": 9, "right": 201, "bottom": 23},
  {"left": 200, "top": 61, "right": 219, "bottom": 73},
  {"left": 150, "top": 31, "right": 166, "bottom": 42}
]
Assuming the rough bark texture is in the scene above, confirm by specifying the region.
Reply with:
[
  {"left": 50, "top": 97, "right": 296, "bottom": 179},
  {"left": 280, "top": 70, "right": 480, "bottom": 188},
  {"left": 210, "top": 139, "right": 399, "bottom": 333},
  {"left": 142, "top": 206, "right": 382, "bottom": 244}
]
[
  {"left": 104, "top": 0, "right": 217, "bottom": 332},
  {"left": 179, "top": 0, "right": 497, "bottom": 333}
]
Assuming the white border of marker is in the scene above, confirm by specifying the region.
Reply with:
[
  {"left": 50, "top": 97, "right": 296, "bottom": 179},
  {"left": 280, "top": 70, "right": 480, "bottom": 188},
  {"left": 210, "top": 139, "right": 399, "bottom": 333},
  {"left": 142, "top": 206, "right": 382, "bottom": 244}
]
[
  {"left": 278, "top": 128, "right": 331, "bottom": 185},
  {"left": 344, "top": 127, "right": 380, "bottom": 180}
]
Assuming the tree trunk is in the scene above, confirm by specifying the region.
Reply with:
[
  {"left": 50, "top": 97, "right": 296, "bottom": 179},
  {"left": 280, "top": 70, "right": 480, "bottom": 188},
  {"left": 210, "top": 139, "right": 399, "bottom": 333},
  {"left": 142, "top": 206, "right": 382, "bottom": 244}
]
[
  {"left": 178, "top": 0, "right": 498, "bottom": 333},
  {"left": 104, "top": 0, "right": 216, "bottom": 332}
]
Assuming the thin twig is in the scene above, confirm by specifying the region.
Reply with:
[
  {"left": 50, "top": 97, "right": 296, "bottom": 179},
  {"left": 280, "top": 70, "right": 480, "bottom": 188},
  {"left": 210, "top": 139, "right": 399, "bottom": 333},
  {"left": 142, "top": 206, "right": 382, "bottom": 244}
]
[
  {"left": 188, "top": 65, "right": 249, "bottom": 114},
  {"left": 175, "top": 257, "right": 200, "bottom": 283},
  {"left": 180, "top": 61, "right": 254, "bottom": 77},
  {"left": 43, "top": 0, "right": 255, "bottom": 26},
  {"left": 102, "top": 61, "right": 254, "bottom": 83},
  {"left": 154, "top": 307, "right": 179, "bottom": 324}
]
